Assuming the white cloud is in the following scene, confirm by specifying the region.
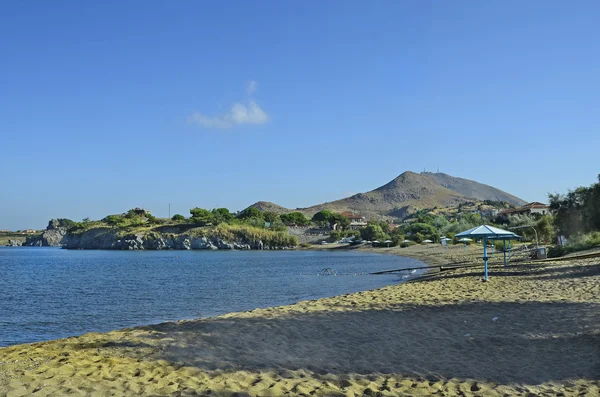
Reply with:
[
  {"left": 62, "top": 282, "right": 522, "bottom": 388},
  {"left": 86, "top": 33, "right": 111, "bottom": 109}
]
[
  {"left": 189, "top": 100, "right": 269, "bottom": 129},
  {"left": 246, "top": 80, "right": 258, "bottom": 95}
]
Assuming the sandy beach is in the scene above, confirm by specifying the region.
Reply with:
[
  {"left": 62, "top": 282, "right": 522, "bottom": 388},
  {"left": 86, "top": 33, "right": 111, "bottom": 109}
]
[{"left": 1, "top": 245, "right": 599, "bottom": 396}]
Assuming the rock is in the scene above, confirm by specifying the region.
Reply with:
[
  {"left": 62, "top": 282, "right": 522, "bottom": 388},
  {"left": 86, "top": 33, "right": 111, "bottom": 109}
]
[
  {"left": 42, "top": 229, "right": 67, "bottom": 246},
  {"left": 191, "top": 237, "right": 211, "bottom": 249},
  {"left": 233, "top": 242, "right": 251, "bottom": 250},
  {"left": 6, "top": 239, "right": 22, "bottom": 247},
  {"left": 23, "top": 219, "right": 70, "bottom": 247},
  {"left": 214, "top": 239, "right": 234, "bottom": 250},
  {"left": 52, "top": 225, "right": 293, "bottom": 251}
]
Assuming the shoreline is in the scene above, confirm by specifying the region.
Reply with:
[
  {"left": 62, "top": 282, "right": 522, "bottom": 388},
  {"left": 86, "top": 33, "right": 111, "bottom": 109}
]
[{"left": 1, "top": 247, "right": 599, "bottom": 396}]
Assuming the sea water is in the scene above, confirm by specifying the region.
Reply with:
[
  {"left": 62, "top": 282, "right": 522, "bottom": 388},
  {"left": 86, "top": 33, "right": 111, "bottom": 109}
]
[{"left": 0, "top": 247, "right": 425, "bottom": 346}]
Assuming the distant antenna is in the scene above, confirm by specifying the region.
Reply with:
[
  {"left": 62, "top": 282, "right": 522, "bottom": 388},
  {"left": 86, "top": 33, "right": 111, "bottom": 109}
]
[{"left": 437, "top": 165, "right": 439, "bottom": 173}]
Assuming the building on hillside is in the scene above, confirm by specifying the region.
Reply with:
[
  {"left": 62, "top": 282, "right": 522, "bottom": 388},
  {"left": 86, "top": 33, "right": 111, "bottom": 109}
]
[
  {"left": 339, "top": 211, "right": 368, "bottom": 229},
  {"left": 479, "top": 208, "right": 499, "bottom": 218},
  {"left": 0, "top": 229, "right": 10, "bottom": 233},
  {"left": 497, "top": 202, "right": 550, "bottom": 220}
]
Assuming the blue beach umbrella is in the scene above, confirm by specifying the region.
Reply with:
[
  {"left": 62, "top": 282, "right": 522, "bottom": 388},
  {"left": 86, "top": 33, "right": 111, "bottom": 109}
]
[{"left": 455, "top": 225, "right": 521, "bottom": 281}]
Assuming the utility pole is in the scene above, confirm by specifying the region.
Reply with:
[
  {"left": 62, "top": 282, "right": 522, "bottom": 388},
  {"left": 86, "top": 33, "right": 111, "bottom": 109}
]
[{"left": 168, "top": 203, "right": 171, "bottom": 219}]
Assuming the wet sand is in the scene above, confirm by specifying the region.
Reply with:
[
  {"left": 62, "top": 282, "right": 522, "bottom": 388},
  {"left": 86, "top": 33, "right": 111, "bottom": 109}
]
[{"left": 1, "top": 246, "right": 599, "bottom": 396}]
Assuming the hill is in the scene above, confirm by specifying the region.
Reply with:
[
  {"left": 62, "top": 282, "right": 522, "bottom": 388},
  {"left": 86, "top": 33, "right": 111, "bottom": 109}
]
[
  {"left": 246, "top": 201, "right": 291, "bottom": 214},
  {"left": 245, "top": 171, "right": 526, "bottom": 220},
  {"left": 422, "top": 172, "right": 526, "bottom": 206}
]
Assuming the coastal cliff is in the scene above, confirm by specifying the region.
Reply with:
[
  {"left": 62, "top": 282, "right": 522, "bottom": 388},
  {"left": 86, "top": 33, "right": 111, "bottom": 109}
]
[{"left": 23, "top": 219, "right": 295, "bottom": 250}]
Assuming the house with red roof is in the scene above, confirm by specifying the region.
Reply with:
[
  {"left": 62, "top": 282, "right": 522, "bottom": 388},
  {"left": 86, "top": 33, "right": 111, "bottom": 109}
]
[{"left": 498, "top": 202, "right": 550, "bottom": 219}]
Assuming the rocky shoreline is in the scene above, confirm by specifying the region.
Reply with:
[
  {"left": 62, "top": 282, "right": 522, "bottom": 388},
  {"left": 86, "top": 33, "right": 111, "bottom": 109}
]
[{"left": 15, "top": 219, "right": 290, "bottom": 250}]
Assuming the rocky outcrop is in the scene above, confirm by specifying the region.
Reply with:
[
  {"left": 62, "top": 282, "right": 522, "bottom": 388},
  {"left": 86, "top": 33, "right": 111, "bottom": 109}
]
[
  {"left": 23, "top": 220, "right": 69, "bottom": 247},
  {"left": 22, "top": 219, "right": 292, "bottom": 250},
  {"left": 62, "top": 231, "right": 278, "bottom": 250},
  {"left": 6, "top": 239, "right": 22, "bottom": 247}
]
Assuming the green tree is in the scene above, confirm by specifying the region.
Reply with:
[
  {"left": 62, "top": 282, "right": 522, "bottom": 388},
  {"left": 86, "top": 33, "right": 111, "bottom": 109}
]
[
  {"left": 280, "top": 212, "right": 310, "bottom": 226},
  {"left": 171, "top": 214, "right": 185, "bottom": 222},
  {"left": 237, "top": 207, "right": 263, "bottom": 220},
  {"left": 413, "top": 232, "right": 425, "bottom": 243},
  {"left": 405, "top": 222, "right": 438, "bottom": 237},
  {"left": 330, "top": 230, "right": 342, "bottom": 241},
  {"left": 262, "top": 211, "right": 280, "bottom": 223},
  {"left": 311, "top": 210, "right": 334, "bottom": 223},
  {"left": 190, "top": 208, "right": 215, "bottom": 225},
  {"left": 536, "top": 215, "right": 556, "bottom": 243},
  {"left": 360, "top": 224, "right": 387, "bottom": 241},
  {"left": 329, "top": 213, "right": 350, "bottom": 230},
  {"left": 549, "top": 175, "right": 600, "bottom": 237},
  {"left": 212, "top": 208, "right": 234, "bottom": 225}
]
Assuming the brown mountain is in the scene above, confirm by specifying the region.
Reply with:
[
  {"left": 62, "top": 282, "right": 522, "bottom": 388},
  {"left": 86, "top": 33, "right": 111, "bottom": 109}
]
[
  {"left": 246, "top": 171, "right": 526, "bottom": 220},
  {"left": 247, "top": 201, "right": 290, "bottom": 214},
  {"left": 422, "top": 172, "right": 526, "bottom": 205}
]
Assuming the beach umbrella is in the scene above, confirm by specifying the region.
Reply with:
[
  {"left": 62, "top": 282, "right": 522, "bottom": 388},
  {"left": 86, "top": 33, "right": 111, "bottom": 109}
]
[
  {"left": 457, "top": 237, "right": 473, "bottom": 251},
  {"left": 456, "top": 225, "right": 521, "bottom": 281},
  {"left": 440, "top": 237, "right": 452, "bottom": 248},
  {"left": 422, "top": 239, "right": 433, "bottom": 243},
  {"left": 384, "top": 239, "right": 392, "bottom": 247}
]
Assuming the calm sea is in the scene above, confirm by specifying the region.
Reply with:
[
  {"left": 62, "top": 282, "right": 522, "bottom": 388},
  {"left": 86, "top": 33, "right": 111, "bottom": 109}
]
[{"left": 0, "top": 247, "right": 424, "bottom": 346}]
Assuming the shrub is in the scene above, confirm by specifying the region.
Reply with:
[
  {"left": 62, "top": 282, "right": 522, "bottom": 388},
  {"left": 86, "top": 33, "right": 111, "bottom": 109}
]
[
  {"left": 494, "top": 241, "right": 507, "bottom": 252},
  {"left": 212, "top": 223, "right": 298, "bottom": 247},
  {"left": 171, "top": 214, "right": 186, "bottom": 222},
  {"left": 103, "top": 215, "right": 125, "bottom": 226},
  {"left": 546, "top": 231, "right": 600, "bottom": 258},
  {"left": 547, "top": 245, "right": 566, "bottom": 258}
]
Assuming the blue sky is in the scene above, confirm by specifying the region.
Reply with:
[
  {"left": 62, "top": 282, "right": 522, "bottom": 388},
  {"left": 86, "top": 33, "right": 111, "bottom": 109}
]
[{"left": 1, "top": 1, "right": 599, "bottom": 229}]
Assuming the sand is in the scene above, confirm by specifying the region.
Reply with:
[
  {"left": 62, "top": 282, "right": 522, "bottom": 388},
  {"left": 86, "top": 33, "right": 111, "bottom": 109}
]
[{"left": 0, "top": 245, "right": 599, "bottom": 396}]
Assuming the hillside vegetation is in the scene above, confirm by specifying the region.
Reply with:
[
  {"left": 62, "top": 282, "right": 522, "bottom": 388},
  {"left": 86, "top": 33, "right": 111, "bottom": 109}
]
[{"left": 62, "top": 207, "right": 298, "bottom": 249}]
